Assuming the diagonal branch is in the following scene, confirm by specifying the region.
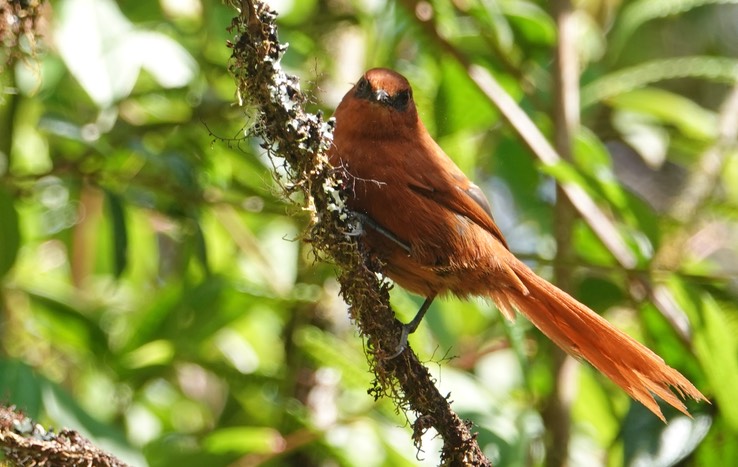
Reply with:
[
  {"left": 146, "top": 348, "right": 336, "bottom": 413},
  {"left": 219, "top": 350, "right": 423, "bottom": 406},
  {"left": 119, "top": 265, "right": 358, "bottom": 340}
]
[{"left": 227, "top": 1, "right": 490, "bottom": 464}]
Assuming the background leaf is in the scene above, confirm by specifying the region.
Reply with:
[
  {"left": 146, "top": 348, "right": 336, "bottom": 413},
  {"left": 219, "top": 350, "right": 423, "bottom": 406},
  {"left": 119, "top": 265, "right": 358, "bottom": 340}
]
[
  {"left": 1, "top": 0, "right": 735, "bottom": 465},
  {"left": 0, "top": 187, "right": 20, "bottom": 279}
]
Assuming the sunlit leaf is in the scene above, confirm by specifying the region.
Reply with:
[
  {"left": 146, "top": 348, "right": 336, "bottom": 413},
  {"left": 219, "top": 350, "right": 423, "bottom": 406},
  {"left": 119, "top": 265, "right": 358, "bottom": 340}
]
[
  {"left": 295, "top": 326, "right": 368, "bottom": 387},
  {"left": 582, "top": 57, "right": 738, "bottom": 108},
  {"left": 611, "top": 109, "right": 670, "bottom": 167},
  {"left": 669, "top": 277, "right": 738, "bottom": 429},
  {"left": 120, "top": 340, "right": 176, "bottom": 369},
  {"left": 606, "top": 88, "right": 718, "bottom": 141},
  {"left": 573, "top": 128, "right": 631, "bottom": 213},
  {"left": 463, "top": 0, "right": 514, "bottom": 53},
  {"left": 56, "top": 0, "right": 196, "bottom": 107},
  {"left": 501, "top": 0, "right": 556, "bottom": 45},
  {"left": 693, "top": 297, "right": 738, "bottom": 429},
  {"left": 203, "top": 427, "right": 284, "bottom": 454}
]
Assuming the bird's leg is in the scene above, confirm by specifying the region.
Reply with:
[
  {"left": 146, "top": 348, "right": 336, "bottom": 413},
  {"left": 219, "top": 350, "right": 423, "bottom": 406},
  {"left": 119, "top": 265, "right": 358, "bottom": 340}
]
[
  {"left": 352, "top": 212, "right": 411, "bottom": 253},
  {"left": 350, "top": 211, "right": 434, "bottom": 357},
  {"left": 389, "top": 293, "right": 437, "bottom": 358}
]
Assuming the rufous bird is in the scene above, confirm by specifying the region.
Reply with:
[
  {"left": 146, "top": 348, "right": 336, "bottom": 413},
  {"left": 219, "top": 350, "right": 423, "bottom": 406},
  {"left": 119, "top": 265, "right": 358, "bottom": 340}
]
[{"left": 327, "top": 68, "right": 707, "bottom": 421}]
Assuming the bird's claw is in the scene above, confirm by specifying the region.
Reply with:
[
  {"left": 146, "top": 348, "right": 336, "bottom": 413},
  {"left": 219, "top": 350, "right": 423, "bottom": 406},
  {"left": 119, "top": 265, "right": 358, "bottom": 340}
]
[{"left": 388, "top": 324, "right": 411, "bottom": 359}]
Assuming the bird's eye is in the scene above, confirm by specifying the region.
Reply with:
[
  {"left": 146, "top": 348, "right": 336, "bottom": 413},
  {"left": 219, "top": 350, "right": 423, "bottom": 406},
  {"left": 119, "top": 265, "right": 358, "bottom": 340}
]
[
  {"left": 391, "top": 90, "right": 411, "bottom": 111},
  {"left": 355, "top": 77, "right": 372, "bottom": 98}
]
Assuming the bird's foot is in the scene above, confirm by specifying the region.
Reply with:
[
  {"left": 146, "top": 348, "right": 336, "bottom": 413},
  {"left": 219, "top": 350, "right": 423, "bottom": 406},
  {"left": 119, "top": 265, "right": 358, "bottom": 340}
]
[{"left": 387, "top": 323, "right": 411, "bottom": 359}]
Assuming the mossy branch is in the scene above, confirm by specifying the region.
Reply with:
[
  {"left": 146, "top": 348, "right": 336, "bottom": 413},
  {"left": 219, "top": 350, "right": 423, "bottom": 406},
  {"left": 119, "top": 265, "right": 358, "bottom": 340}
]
[
  {"left": 226, "top": 1, "right": 491, "bottom": 464},
  {"left": 0, "top": 405, "right": 129, "bottom": 467}
]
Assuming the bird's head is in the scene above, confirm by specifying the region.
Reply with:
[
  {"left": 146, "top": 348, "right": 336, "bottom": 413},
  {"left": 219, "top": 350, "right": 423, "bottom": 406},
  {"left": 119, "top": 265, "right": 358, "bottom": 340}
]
[
  {"left": 351, "top": 68, "right": 415, "bottom": 113},
  {"left": 334, "top": 68, "right": 420, "bottom": 140}
]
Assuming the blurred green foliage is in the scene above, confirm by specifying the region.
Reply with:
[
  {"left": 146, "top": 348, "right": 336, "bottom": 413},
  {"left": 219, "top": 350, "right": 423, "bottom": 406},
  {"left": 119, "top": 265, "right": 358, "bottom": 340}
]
[{"left": 1, "top": 0, "right": 736, "bottom": 465}]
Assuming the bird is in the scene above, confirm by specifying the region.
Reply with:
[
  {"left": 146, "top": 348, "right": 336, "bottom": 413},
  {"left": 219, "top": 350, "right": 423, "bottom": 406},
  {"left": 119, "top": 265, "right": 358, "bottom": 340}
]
[{"left": 327, "top": 67, "right": 707, "bottom": 421}]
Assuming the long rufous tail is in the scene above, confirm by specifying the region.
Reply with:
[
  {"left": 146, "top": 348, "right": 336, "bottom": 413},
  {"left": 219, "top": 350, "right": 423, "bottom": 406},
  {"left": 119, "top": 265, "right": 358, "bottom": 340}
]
[{"left": 489, "top": 256, "right": 708, "bottom": 421}]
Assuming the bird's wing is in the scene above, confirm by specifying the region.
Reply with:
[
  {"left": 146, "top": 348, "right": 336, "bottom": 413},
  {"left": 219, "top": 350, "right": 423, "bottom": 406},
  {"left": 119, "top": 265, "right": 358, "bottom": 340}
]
[{"left": 408, "top": 165, "right": 509, "bottom": 250}]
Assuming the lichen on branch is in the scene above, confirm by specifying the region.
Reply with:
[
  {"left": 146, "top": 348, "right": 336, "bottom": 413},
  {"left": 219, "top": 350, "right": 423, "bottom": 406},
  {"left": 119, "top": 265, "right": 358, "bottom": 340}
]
[
  {"left": 226, "top": 0, "right": 398, "bottom": 369},
  {"left": 226, "top": 1, "right": 492, "bottom": 464}
]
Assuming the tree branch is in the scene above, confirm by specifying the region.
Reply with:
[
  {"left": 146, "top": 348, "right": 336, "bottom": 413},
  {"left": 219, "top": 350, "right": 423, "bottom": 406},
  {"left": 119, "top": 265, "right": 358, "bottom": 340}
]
[
  {"left": 541, "top": 1, "right": 578, "bottom": 464},
  {"left": 227, "top": 1, "right": 490, "bottom": 464},
  {"left": 0, "top": 405, "right": 128, "bottom": 467}
]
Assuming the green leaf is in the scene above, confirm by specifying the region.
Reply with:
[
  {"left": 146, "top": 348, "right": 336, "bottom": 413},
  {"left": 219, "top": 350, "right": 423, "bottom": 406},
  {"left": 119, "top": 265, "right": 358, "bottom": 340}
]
[
  {"left": 577, "top": 277, "right": 624, "bottom": 311},
  {"left": 695, "top": 416, "right": 738, "bottom": 465},
  {"left": 26, "top": 290, "right": 109, "bottom": 356},
  {"left": 610, "top": 0, "right": 738, "bottom": 57},
  {"left": 571, "top": 221, "right": 619, "bottom": 266},
  {"left": 721, "top": 150, "right": 738, "bottom": 205},
  {"left": 573, "top": 128, "right": 630, "bottom": 212},
  {"left": 0, "top": 186, "right": 20, "bottom": 279},
  {"left": 295, "top": 326, "right": 368, "bottom": 387},
  {"left": 501, "top": 1, "right": 556, "bottom": 45},
  {"left": 144, "top": 435, "right": 228, "bottom": 467},
  {"left": 56, "top": 0, "right": 196, "bottom": 107},
  {"left": 491, "top": 136, "right": 551, "bottom": 226},
  {"left": 694, "top": 297, "right": 738, "bottom": 429},
  {"left": 119, "top": 340, "right": 175, "bottom": 369},
  {"left": 582, "top": 57, "right": 738, "bottom": 108},
  {"left": 606, "top": 88, "right": 718, "bottom": 141},
  {"left": 538, "top": 159, "right": 596, "bottom": 197},
  {"left": 106, "top": 191, "right": 128, "bottom": 278},
  {"left": 203, "top": 427, "right": 284, "bottom": 454},
  {"left": 435, "top": 60, "right": 500, "bottom": 136},
  {"left": 192, "top": 219, "right": 210, "bottom": 276},
  {"left": 467, "top": 0, "right": 514, "bottom": 52},
  {"left": 572, "top": 127, "right": 612, "bottom": 172},
  {"left": 115, "top": 283, "right": 182, "bottom": 352},
  {"left": 0, "top": 359, "right": 43, "bottom": 417},
  {"left": 573, "top": 366, "right": 622, "bottom": 446},
  {"left": 669, "top": 277, "right": 738, "bottom": 430}
]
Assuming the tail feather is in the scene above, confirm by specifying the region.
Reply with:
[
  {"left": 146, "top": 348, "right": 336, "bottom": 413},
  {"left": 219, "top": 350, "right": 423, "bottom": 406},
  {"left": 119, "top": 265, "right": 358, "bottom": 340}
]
[{"left": 491, "top": 259, "right": 707, "bottom": 421}]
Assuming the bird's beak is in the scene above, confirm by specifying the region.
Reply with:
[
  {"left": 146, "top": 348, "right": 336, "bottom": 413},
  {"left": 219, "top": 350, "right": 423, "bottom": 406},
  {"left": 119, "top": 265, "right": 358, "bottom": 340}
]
[{"left": 374, "top": 89, "right": 390, "bottom": 104}]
